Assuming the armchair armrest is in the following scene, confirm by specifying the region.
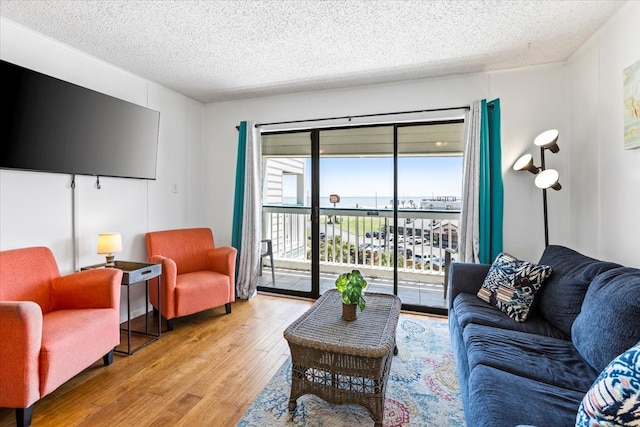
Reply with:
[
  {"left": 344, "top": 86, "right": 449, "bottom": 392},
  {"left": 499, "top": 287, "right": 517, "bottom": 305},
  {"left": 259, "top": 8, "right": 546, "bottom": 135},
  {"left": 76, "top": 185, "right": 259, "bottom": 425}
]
[
  {"left": 51, "top": 268, "right": 122, "bottom": 311},
  {"left": 149, "top": 255, "right": 177, "bottom": 316},
  {"left": 150, "top": 255, "right": 177, "bottom": 290},
  {"left": 0, "top": 301, "right": 42, "bottom": 408},
  {"left": 207, "top": 246, "right": 237, "bottom": 280},
  {"left": 448, "top": 262, "right": 491, "bottom": 309}
]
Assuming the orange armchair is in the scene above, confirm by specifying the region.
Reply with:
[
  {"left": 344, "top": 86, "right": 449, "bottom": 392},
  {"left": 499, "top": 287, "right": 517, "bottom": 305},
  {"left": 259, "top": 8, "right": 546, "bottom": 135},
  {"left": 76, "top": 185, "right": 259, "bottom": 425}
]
[
  {"left": 145, "top": 228, "right": 237, "bottom": 331},
  {"left": 0, "top": 246, "right": 122, "bottom": 427}
]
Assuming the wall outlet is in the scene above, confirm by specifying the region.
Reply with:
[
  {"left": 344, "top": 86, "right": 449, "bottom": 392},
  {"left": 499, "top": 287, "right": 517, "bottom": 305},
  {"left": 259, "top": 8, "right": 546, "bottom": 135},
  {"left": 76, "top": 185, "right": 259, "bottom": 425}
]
[{"left": 172, "top": 183, "right": 178, "bottom": 193}]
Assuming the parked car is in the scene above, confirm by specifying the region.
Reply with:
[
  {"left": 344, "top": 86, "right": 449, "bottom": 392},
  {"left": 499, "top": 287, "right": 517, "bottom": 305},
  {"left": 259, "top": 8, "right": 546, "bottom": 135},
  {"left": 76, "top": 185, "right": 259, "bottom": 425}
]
[
  {"left": 413, "top": 253, "right": 434, "bottom": 264},
  {"left": 365, "top": 231, "right": 386, "bottom": 239},
  {"left": 389, "top": 246, "right": 412, "bottom": 258},
  {"left": 365, "top": 244, "right": 380, "bottom": 253},
  {"left": 431, "top": 256, "right": 453, "bottom": 267},
  {"left": 307, "top": 232, "right": 326, "bottom": 240}
]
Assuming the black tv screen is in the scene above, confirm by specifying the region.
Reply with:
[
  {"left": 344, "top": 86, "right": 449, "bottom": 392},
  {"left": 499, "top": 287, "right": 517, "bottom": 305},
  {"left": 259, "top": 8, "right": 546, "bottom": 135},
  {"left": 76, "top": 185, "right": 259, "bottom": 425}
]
[{"left": 1, "top": 60, "right": 160, "bottom": 180}]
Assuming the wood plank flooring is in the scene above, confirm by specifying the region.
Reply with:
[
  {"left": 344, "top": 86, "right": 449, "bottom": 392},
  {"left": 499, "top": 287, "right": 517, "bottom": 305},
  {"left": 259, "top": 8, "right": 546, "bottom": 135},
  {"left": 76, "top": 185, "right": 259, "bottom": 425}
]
[{"left": 0, "top": 294, "right": 437, "bottom": 427}]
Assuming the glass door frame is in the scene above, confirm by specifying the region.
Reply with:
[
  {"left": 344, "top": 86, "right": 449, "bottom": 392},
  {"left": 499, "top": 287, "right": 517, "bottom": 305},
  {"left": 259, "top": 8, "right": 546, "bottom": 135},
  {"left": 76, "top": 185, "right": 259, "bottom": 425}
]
[{"left": 259, "top": 120, "right": 463, "bottom": 316}]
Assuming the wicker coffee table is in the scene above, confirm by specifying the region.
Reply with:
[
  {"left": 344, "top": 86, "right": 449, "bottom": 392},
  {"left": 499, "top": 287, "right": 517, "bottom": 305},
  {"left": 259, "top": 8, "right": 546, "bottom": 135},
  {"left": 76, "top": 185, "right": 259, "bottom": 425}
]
[{"left": 284, "top": 289, "right": 401, "bottom": 427}]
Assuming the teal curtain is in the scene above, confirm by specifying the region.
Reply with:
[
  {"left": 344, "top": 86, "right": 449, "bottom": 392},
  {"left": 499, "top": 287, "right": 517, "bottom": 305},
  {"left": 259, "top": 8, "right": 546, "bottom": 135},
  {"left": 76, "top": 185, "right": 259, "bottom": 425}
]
[
  {"left": 478, "top": 99, "right": 504, "bottom": 263},
  {"left": 231, "top": 121, "right": 247, "bottom": 268}
]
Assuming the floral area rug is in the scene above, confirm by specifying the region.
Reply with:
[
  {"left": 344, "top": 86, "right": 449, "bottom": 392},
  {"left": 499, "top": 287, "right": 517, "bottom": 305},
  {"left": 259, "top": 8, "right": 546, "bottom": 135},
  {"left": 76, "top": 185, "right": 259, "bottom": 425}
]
[{"left": 237, "top": 316, "right": 465, "bottom": 426}]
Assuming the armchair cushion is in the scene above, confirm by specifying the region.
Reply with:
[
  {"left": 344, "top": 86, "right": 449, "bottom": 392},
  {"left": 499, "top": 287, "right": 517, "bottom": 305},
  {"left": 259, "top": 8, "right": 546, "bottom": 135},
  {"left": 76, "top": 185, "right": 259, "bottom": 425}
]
[
  {"left": 51, "top": 269, "right": 121, "bottom": 310},
  {"left": 0, "top": 246, "right": 59, "bottom": 314},
  {"left": 175, "top": 271, "right": 233, "bottom": 317},
  {"left": 40, "top": 308, "right": 120, "bottom": 396},
  {"left": 147, "top": 228, "right": 218, "bottom": 274}
]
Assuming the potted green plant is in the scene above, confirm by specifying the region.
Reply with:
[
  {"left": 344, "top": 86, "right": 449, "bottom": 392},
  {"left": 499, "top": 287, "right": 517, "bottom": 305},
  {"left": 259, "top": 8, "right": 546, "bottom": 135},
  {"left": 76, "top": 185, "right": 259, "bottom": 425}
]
[{"left": 335, "top": 269, "right": 367, "bottom": 321}]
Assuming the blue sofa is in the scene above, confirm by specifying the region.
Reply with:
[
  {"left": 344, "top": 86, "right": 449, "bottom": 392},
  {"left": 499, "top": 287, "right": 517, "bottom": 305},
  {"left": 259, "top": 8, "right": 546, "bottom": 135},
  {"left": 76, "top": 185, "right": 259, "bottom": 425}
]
[{"left": 448, "top": 245, "right": 640, "bottom": 427}]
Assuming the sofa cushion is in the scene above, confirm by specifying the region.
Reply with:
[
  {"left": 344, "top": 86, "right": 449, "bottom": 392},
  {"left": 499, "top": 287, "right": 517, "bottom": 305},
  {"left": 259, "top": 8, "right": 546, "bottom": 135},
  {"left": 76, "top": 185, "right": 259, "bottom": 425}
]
[
  {"left": 537, "top": 245, "right": 622, "bottom": 337},
  {"left": 477, "top": 252, "right": 552, "bottom": 322},
  {"left": 468, "top": 364, "right": 586, "bottom": 427},
  {"left": 576, "top": 341, "right": 640, "bottom": 426},
  {"left": 463, "top": 324, "right": 598, "bottom": 392},
  {"left": 572, "top": 267, "right": 640, "bottom": 372},
  {"left": 448, "top": 307, "right": 472, "bottom": 419},
  {"left": 453, "top": 293, "right": 567, "bottom": 339}
]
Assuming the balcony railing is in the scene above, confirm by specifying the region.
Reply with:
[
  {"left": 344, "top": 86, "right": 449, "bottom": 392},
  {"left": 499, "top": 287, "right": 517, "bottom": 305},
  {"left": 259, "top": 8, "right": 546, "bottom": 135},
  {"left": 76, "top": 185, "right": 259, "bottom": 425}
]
[{"left": 262, "top": 205, "right": 459, "bottom": 282}]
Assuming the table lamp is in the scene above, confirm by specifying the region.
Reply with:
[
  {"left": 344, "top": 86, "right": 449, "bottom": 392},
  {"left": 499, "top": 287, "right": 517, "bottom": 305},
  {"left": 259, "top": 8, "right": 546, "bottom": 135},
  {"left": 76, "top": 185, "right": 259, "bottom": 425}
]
[{"left": 97, "top": 232, "right": 122, "bottom": 267}]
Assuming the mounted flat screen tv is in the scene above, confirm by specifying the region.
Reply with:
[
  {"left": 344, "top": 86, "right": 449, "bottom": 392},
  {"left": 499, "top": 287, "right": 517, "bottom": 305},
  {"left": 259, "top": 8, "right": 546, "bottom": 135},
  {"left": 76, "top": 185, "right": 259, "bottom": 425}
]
[{"left": 1, "top": 60, "right": 160, "bottom": 180}]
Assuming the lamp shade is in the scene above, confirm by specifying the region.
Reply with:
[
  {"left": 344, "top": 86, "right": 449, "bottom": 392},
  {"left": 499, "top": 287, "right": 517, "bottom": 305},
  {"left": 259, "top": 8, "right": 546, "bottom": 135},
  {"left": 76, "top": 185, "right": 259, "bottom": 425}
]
[
  {"left": 534, "top": 129, "right": 560, "bottom": 153},
  {"left": 513, "top": 153, "right": 539, "bottom": 174},
  {"left": 97, "top": 232, "right": 122, "bottom": 254},
  {"left": 535, "top": 169, "right": 562, "bottom": 190}
]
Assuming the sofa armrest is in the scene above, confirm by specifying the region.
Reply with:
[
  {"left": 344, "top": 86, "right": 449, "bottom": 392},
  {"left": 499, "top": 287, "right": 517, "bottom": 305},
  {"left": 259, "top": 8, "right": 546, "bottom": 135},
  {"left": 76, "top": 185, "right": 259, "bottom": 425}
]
[
  {"left": 51, "top": 268, "right": 122, "bottom": 311},
  {"left": 207, "top": 246, "right": 237, "bottom": 280},
  {"left": 448, "top": 262, "right": 491, "bottom": 309},
  {"left": 0, "top": 301, "right": 43, "bottom": 408}
]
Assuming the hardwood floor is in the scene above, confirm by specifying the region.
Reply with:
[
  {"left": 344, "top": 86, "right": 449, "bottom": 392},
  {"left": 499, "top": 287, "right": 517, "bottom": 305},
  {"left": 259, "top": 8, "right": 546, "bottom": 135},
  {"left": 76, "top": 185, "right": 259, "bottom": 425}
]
[{"left": 0, "top": 294, "right": 437, "bottom": 426}]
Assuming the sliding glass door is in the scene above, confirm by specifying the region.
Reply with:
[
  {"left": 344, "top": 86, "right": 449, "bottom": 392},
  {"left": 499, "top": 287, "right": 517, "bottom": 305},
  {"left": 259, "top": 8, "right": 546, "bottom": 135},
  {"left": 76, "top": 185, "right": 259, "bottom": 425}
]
[
  {"left": 396, "top": 123, "right": 463, "bottom": 311},
  {"left": 318, "top": 126, "right": 395, "bottom": 297},
  {"left": 260, "top": 131, "right": 312, "bottom": 296},
  {"left": 259, "top": 120, "right": 463, "bottom": 314}
]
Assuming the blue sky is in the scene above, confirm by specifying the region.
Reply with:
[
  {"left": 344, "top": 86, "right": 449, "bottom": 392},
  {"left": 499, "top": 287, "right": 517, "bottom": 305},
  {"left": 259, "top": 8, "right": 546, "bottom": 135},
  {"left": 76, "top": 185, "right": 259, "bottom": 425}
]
[{"left": 283, "top": 156, "right": 463, "bottom": 198}]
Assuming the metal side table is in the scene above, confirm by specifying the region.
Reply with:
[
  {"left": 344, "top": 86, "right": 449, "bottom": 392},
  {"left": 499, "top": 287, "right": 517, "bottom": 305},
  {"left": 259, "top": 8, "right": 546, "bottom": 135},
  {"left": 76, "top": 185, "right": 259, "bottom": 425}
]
[{"left": 82, "top": 261, "right": 162, "bottom": 355}]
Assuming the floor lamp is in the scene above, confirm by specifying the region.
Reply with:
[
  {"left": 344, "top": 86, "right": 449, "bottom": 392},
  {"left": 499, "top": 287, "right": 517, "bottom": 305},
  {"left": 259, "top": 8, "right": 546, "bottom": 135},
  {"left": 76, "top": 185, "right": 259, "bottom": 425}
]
[{"left": 513, "top": 129, "right": 562, "bottom": 247}]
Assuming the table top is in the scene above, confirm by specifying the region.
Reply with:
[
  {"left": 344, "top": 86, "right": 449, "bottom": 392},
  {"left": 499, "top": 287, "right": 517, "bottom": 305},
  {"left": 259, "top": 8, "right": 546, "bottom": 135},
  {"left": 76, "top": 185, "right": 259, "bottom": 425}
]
[
  {"left": 284, "top": 289, "right": 401, "bottom": 358},
  {"left": 82, "top": 261, "right": 161, "bottom": 285},
  {"left": 82, "top": 260, "right": 155, "bottom": 272}
]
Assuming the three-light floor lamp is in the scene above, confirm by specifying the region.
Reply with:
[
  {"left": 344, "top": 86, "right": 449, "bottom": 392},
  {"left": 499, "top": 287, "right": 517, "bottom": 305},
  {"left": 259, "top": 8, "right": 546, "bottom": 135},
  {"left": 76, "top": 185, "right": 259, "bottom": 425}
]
[{"left": 513, "top": 129, "right": 562, "bottom": 247}]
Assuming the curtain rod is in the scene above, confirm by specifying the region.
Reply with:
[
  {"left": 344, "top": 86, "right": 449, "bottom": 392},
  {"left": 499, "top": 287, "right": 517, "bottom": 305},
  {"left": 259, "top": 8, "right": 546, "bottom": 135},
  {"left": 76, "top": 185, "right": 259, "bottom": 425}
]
[{"left": 254, "top": 105, "right": 471, "bottom": 128}]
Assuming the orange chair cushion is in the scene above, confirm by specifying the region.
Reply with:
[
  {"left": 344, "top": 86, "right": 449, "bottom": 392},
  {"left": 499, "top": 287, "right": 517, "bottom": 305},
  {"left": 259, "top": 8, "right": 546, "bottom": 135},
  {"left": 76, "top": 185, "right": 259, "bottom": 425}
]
[
  {"left": 174, "top": 271, "right": 232, "bottom": 318},
  {"left": 0, "top": 247, "right": 59, "bottom": 313},
  {"left": 40, "top": 308, "right": 120, "bottom": 397},
  {"left": 146, "top": 228, "right": 216, "bottom": 275}
]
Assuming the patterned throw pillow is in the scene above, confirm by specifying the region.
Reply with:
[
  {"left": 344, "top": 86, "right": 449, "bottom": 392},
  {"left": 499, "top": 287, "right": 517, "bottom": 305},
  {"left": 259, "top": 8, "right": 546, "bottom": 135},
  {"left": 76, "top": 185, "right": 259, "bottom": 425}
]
[
  {"left": 477, "top": 252, "right": 552, "bottom": 322},
  {"left": 576, "top": 342, "right": 640, "bottom": 427}
]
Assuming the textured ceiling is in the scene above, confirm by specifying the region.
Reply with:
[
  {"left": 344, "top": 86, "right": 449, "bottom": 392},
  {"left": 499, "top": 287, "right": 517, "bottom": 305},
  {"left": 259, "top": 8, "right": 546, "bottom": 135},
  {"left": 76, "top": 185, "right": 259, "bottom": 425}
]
[{"left": 0, "top": 0, "right": 626, "bottom": 103}]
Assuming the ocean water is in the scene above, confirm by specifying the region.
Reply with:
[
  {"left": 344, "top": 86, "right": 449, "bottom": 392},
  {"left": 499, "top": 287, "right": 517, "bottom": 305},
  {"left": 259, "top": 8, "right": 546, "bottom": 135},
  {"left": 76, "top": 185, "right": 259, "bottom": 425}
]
[{"left": 283, "top": 196, "right": 460, "bottom": 209}]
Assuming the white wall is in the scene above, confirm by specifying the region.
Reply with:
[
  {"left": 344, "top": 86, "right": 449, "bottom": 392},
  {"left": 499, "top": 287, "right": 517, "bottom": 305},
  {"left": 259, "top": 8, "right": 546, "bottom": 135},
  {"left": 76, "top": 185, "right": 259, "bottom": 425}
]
[
  {"left": 0, "top": 18, "right": 206, "bottom": 320},
  {"left": 1, "top": 0, "right": 637, "bottom": 325},
  {"left": 204, "top": 3, "right": 639, "bottom": 267},
  {"left": 204, "top": 66, "right": 571, "bottom": 263},
  {"left": 567, "top": 0, "right": 640, "bottom": 267}
]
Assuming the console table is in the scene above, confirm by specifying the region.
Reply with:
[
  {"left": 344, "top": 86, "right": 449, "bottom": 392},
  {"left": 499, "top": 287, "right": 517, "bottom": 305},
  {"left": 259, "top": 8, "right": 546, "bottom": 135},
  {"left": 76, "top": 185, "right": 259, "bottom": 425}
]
[
  {"left": 284, "top": 289, "right": 401, "bottom": 426},
  {"left": 82, "top": 261, "right": 162, "bottom": 355}
]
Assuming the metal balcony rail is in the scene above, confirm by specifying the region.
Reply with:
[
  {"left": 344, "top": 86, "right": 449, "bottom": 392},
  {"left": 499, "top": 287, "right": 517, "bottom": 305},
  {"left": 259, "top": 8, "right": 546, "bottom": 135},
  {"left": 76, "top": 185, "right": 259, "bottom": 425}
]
[{"left": 262, "top": 205, "right": 459, "bottom": 279}]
